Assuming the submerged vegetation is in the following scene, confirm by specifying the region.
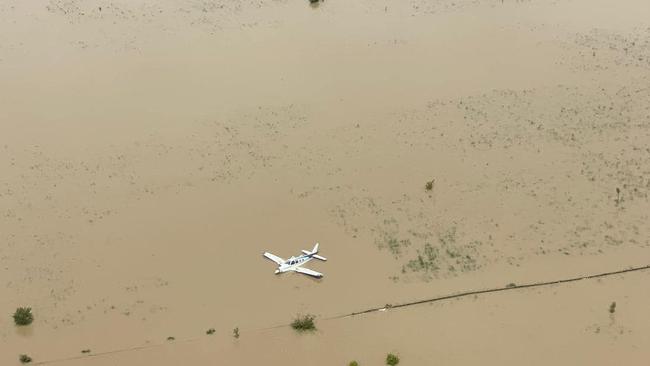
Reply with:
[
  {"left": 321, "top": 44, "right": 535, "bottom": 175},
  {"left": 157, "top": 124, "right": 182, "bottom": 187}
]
[
  {"left": 376, "top": 218, "right": 411, "bottom": 257},
  {"left": 291, "top": 314, "right": 316, "bottom": 332},
  {"left": 406, "top": 242, "right": 439, "bottom": 273},
  {"left": 13, "top": 307, "right": 34, "bottom": 326},
  {"left": 403, "top": 227, "right": 480, "bottom": 278},
  {"left": 386, "top": 237, "right": 411, "bottom": 257}
]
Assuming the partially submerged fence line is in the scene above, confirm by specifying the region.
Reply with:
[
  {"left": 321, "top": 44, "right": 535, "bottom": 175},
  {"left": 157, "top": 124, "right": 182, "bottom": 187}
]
[{"left": 329, "top": 263, "right": 650, "bottom": 319}]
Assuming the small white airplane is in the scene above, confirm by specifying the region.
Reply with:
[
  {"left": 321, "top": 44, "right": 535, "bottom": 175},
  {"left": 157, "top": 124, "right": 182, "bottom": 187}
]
[{"left": 263, "top": 243, "right": 327, "bottom": 278}]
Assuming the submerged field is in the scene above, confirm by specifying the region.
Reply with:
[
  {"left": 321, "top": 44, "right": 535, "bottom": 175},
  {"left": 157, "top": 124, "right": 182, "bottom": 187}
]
[{"left": 1, "top": 0, "right": 650, "bottom": 365}]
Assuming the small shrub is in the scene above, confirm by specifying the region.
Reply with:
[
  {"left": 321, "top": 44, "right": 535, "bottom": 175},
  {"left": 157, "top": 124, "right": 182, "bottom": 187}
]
[
  {"left": 609, "top": 301, "right": 616, "bottom": 314},
  {"left": 506, "top": 283, "right": 516, "bottom": 288},
  {"left": 349, "top": 361, "right": 359, "bottom": 366},
  {"left": 13, "top": 307, "right": 34, "bottom": 326},
  {"left": 19, "top": 354, "right": 32, "bottom": 364},
  {"left": 81, "top": 349, "right": 91, "bottom": 354},
  {"left": 425, "top": 179, "right": 435, "bottom": 191},
  {"left": 386, "top": 353, "right": 399, "bottom": 366},
  {"left": 291, "top": 314, "right": 316, "bottom": 332},
  {"left": 166, "top": 336, "right": 175, "bottom": 341},
  {"left": 206, "top": 328, "right": 215, "bottom": 335},
  {"left": 233, "top": 327, "right": 240, "bottom": 338}
]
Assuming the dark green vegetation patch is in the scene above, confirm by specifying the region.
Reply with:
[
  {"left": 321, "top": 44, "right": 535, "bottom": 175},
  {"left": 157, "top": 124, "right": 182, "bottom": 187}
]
[
  {"left": 291, "top": 314, "right": 316, "bottom": 332},
  {"left": 13, "top": 307, "right": 34, "bottom": 326}
]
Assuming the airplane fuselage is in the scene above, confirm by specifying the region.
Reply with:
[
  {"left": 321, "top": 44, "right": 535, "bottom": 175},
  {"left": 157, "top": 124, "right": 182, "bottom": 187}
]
[{"left": 276, "top": 254, "right": 314, "bottom": 274}]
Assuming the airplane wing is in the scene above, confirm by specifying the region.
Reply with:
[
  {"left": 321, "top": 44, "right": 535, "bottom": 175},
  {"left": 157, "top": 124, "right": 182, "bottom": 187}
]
[
  {"left": 263, "top": 252, "right": 284, "bottom": 265},
  {"left": 294, "top": 267, "right": 323, "bottom": 278}
]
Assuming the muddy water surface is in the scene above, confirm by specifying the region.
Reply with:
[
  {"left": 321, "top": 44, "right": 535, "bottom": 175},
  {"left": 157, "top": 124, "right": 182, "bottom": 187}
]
[{"left": 1, "top": 0, "right": 650, "bottom": 365}]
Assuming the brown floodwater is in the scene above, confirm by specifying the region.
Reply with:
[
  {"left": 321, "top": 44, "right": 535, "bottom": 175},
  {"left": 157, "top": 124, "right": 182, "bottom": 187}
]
[{"left": 1, "top": 0, "right": 650, "bottom": 365}]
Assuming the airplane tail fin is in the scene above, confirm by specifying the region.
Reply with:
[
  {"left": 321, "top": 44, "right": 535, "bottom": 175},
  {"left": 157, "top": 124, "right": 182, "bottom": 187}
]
[
  {"left": 302, "top": 243, "right": 326, "bottom": 260},
  {"left": 311, "top": 243, "right": 326, "bottom": 261}
]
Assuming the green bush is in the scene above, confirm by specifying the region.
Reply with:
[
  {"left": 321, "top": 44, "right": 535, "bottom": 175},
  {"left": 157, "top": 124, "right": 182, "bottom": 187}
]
[
  {"left": 386, "top": 353, "right": 400, "bottom": 366},
  {"left": 349, "top": 361, "right": 359, "bottom": 366},
  {"left": 206, "top": 328, "right": 216, "bottom": 335},
  {"left": 19, "top": 354, "right": 32, "bottom": 364},
  {"left": 13, "top": 307, "right": 34, "bottom": 326},
  {"left": 291, "top": 314, "right": 316, "bottom": 332},
  {"left": 233, "top": 327, "right": 240, "bottom": 338}
]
